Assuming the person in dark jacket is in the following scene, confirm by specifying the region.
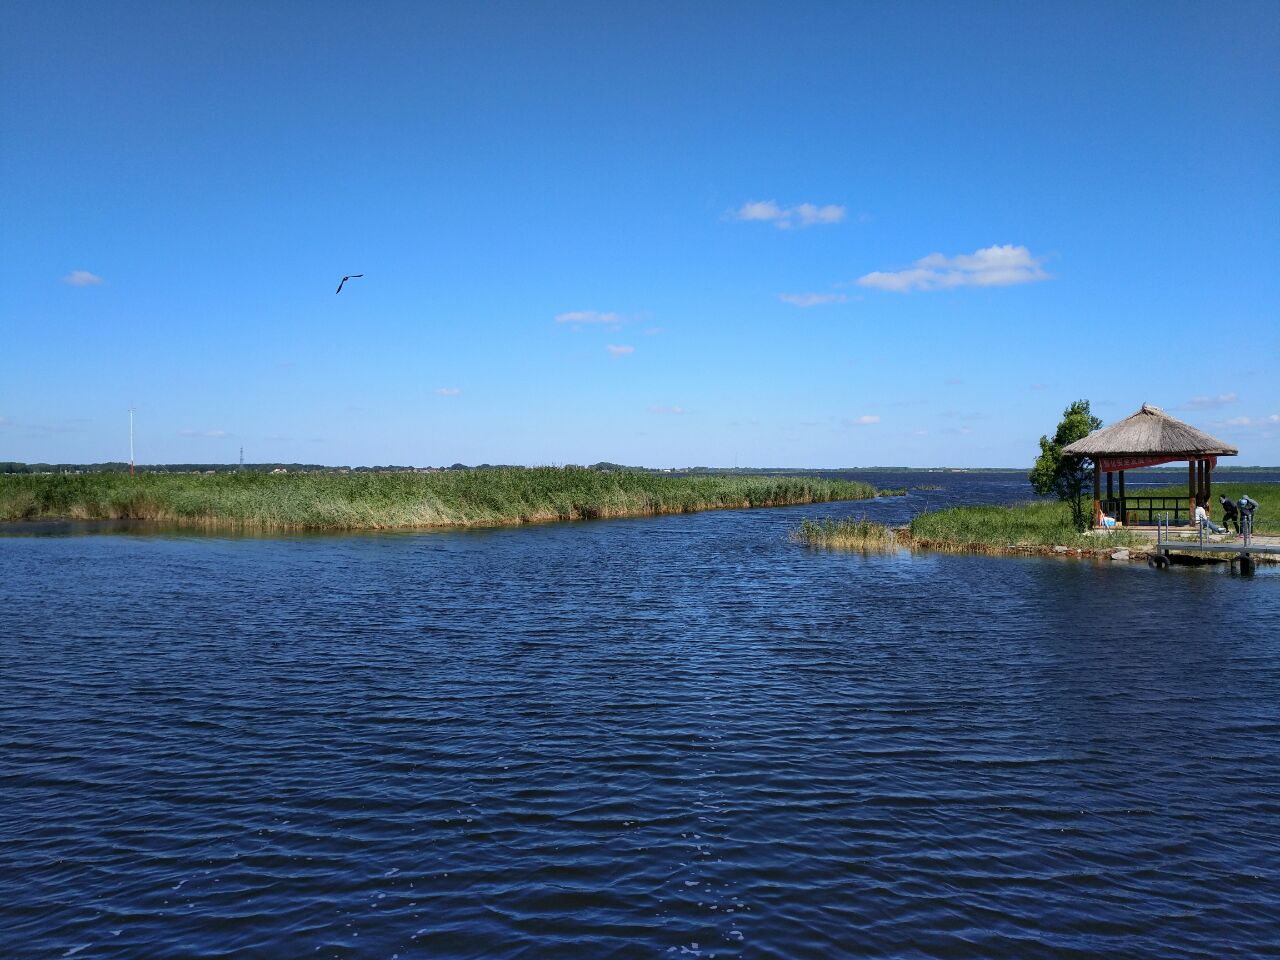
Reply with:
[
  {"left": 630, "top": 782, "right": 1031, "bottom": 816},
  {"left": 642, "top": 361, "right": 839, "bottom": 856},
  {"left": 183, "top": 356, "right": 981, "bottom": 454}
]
[
  {"left": 1238, "top": 494, "right": 1259, "bottom": 537},
  {"left": 1219, "top": 494, "right": 1240, "bottom": 534}
]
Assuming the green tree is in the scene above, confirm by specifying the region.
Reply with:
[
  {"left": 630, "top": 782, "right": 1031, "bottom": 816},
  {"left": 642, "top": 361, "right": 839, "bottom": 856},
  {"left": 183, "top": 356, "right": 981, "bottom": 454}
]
[{"left": 1030, "top": 399, "right": 1102, "bottom": 531}]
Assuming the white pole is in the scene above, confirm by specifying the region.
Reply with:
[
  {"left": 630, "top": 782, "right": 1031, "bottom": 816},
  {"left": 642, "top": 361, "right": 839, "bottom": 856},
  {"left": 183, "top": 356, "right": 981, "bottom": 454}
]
[{"left": 129, "top": 408, "right": 135, "bottom": 475}]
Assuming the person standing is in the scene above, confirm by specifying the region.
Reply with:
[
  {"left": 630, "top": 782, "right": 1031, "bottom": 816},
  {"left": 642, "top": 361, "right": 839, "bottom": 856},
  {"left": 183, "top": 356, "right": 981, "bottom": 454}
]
[{"left": 1219, "top": 494, "right": 1240, "bottom": 534}]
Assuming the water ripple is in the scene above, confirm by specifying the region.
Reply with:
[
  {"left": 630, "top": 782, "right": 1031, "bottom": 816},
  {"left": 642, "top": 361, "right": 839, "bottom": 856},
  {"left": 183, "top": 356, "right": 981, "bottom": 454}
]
[{"left": 2, "top": 477, "right": 1279, "bottom": 957}]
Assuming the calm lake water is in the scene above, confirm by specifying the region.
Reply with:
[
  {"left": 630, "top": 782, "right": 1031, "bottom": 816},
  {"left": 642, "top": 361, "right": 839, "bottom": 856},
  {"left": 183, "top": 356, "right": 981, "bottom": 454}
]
[{"left": 2, "top": 472, "right": 1278, "bottom": 958}]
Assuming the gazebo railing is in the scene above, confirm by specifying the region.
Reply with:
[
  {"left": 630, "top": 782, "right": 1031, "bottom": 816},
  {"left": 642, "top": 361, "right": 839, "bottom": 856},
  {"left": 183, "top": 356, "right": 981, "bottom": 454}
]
[{"left": 1102, "top": 496, "right": 1189, "bottom": 526}]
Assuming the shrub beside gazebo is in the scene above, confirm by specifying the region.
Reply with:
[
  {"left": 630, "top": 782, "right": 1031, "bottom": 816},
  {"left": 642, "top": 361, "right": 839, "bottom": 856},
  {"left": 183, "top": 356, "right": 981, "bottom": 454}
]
[{"left": 1061, "top": 403, "right": 1238, "bottom": 527}]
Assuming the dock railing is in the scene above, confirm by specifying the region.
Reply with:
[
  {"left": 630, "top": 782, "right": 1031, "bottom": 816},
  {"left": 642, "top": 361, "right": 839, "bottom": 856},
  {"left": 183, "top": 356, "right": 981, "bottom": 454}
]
[
  {"left": 1153, "top": 510, "right": 1270, "bottom": 573},
  {"left": 1156, "top": 509, "right": 1212, "bottom": 550},
  {"left": 1159, "top": 509, "right": 1255, "bottom": 549}
]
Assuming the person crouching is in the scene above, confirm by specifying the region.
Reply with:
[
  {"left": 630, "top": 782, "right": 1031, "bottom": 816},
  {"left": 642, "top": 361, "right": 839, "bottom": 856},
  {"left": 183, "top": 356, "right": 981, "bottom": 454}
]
[
  {"left": 1238, "top": 494, "right": 1259, "bottom": 537},
  {"left": 1219, "top": 494, "right": 1240, "bottom": 534}
]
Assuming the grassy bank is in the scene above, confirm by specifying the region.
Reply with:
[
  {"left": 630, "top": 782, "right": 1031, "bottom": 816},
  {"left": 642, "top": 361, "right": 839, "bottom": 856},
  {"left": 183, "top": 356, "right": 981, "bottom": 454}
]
[
  {"left": 796, "top": 506, "right": 1166, "bottom": 562},
  {"left": 790, "top": 504, "right": 1132, "bottom": 556},
  {"left": 909, "top": 483, "right": 1278, "bottom": 551},
  {"left": 907, "top": 500, "right": 1147, "bottom": 552},
  {"left": 0, "top": 468, "right": 893, "bottom": 530}
]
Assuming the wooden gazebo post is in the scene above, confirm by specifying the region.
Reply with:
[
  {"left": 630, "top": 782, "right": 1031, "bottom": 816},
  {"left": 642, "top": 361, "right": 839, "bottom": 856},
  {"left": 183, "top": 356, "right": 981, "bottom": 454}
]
[
  {"left": 1188, "top": 460, "right": 1197, "bottom": 518},
  {"left": 1093, "top": 460, "right": 1102, "bottom": 525}
]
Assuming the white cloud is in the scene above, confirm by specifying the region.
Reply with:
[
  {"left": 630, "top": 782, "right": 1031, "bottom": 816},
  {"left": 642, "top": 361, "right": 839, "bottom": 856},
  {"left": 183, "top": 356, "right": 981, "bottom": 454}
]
[
  {"left": 913, "top": 429, "right": 929, "bottom": 436},
  {"left": 434, "top": 387, "right": 463, "bottom": 396},
  {"left": 779, "top": 292, "right": 848, "bottom": 308},
  {"left": 1269, "top": 414, "right": 1280, "bottom": 423},
  {"left": 850, "top": 415, "right": 880, "bottom": 425},
  {"left": 1186, "top": 392, "right": 1237, "bottom": 409},
  {"left": 1224, "top": 416, "right": 1251, "bottom": 426},
  {"left": 649, "top": 405, "right": 685, "bottom": 415},
  {"left": 731, "top": 199, "right": 847, "bottom": 229},
  {"left": 63, "top": 270, "right": 103, "bottom": 286},
  {"left": 606, "top": 344, "right": 634, "bottom": 357},
  {"left": 0, "top": 415, "right": 12, "bottom": 428},
  {"left": 857, "top": 244, "right": 1049, "bottom": 292},
  {"left": 793, "top": 203, "right": 846, "bottom": 227},
  {"left": 736, "top": 200, "right": 785, "bottom": 222},
  {"left": 555, "top": 310, "right": 624, "bottom": 325},
  {"left": 179, "top": 429, "right": 230, "bottom": 438}
]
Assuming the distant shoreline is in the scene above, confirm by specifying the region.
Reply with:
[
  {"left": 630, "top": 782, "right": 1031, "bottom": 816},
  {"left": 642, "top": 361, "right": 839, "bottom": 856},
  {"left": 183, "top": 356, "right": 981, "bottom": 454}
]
[{"left": 5, "top": 462, "right": 1278, "bottom": 477}]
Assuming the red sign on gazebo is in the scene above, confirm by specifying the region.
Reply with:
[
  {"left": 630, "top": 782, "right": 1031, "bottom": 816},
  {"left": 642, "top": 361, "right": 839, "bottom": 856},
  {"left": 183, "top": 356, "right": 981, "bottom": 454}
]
[{"left": 1098, "top": 454, "right": 1218, "bottom": 473}]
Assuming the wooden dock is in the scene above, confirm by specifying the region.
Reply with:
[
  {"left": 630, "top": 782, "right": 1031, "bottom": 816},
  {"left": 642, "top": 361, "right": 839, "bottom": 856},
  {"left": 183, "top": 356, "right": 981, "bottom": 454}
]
[{"left": 1149, "top": 529, "right": 1280, "bottom": 572}]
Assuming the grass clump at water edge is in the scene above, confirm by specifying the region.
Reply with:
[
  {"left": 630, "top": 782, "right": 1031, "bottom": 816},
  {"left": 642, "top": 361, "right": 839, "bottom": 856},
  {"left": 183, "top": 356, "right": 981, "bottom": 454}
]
[
  {"left": 792, "top": 517, "right": 902, "bottom": 551},
  {"left": 0, "top": 468, "right": 891, "bottom": 530}
]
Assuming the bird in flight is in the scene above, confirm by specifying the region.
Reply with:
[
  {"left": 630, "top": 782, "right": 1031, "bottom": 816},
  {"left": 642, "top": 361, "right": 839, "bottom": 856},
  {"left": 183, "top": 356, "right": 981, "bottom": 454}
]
[{"left": 335, "top": 274, "right": 363, "bottom": 294}]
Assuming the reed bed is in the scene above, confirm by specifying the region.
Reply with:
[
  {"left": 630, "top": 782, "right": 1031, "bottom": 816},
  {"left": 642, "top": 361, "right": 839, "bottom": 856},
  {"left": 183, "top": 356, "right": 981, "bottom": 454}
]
[
  {"left": 792, "top": 517, "right": 902, "bottom": 551},
  {"left": 0, "top": 468, "right": 889, "bottom": 530}
]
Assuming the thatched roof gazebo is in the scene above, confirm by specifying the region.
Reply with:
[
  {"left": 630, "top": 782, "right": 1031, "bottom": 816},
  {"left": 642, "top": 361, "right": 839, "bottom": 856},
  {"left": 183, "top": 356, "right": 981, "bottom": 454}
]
[{"left": 1062, "top": 403, "right": 1238, "bottom": 526}]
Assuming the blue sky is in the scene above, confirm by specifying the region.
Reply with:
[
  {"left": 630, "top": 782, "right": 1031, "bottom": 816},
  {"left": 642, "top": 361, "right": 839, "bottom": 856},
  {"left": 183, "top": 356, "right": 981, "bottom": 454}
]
[{"left": 3, "top": 1, "right": 1277, "bottom": 467}]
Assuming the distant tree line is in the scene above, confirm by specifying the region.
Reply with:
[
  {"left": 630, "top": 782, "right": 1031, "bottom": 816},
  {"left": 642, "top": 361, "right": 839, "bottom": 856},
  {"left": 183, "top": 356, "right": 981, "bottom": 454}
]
[
  {"left": 0, "top": 462, "right": 332, "bottom": 474},
  {"left": 1, "top": 461, "right": 635, "bottom": 474},
  {"left": 1, "top": 461, "right": 642, "bottom": 474},
  {"left": 5, "top": 459, "right": 1272, "bottom": 478}
]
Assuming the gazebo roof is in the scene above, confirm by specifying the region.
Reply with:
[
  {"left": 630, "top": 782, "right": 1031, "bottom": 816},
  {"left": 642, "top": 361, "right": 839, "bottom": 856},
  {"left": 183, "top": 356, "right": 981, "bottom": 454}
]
[{"left": 1062, "top": 403, "right": 1238, "bottom": 458}]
